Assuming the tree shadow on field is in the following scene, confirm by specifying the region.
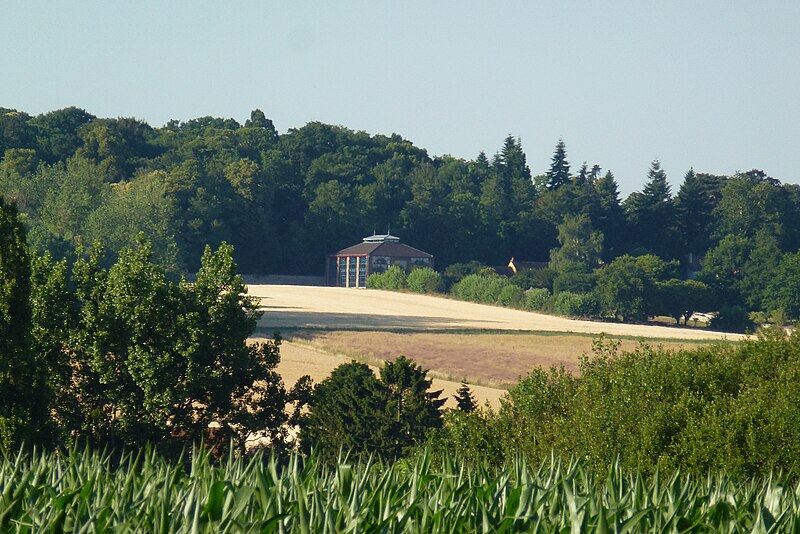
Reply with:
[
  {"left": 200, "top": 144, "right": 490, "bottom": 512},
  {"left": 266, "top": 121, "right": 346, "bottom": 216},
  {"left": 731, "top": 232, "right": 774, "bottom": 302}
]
[{"left": 254, "top": 310, "right": 500, "bottom": 333}]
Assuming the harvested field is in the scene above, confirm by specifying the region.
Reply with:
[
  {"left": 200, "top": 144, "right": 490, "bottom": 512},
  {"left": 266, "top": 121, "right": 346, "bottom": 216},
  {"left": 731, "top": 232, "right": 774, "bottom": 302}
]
[
  {"left": 280, "top": 330, "right": 717, "bottom": 386},
  {"left": 251, "top": 285, "right": 746, "bottom": 341}
]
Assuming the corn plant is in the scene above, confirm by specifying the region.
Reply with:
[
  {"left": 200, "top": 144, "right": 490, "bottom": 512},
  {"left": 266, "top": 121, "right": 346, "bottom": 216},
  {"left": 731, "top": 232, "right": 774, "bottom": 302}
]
[{"left": 1, "top": 445, "right": 800, "bottom": 532}]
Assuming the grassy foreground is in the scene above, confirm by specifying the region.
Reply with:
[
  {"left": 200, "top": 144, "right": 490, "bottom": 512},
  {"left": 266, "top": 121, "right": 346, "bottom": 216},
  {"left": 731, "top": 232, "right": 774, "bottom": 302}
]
[{"left": 2, "top": 447, "right": 799, "bottom": 532}]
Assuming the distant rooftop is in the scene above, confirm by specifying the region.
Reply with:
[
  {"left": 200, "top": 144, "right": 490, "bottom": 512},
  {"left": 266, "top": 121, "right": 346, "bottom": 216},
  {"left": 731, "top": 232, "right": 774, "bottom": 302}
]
[{"left": 362, "top": 233, "right": 401, "bottom": 243}]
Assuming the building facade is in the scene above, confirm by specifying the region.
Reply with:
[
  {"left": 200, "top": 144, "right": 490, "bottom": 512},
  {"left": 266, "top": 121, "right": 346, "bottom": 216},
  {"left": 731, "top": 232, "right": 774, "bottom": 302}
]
[{"left": 326, "top": 234, "right": 434, "bottom": 287}]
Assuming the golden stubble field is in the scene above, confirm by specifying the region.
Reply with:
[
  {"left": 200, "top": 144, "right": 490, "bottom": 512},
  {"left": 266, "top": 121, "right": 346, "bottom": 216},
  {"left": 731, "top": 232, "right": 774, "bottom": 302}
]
[{"left": 250, "top": 285, "right": 745, "bottom": 409}]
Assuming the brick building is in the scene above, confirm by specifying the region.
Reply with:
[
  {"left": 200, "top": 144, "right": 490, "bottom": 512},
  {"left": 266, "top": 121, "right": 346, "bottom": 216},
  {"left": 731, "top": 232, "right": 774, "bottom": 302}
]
[{"left": 326, "top": 233, "right": 434, "bottom": 288}]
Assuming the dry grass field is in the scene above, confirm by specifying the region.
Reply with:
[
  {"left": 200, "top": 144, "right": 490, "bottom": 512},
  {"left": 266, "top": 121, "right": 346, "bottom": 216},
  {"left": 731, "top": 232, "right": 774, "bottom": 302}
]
[
  {"left": 249, "top": 285, "right": 744, "bottom": 408},
  {"left": 280, "top": 330, "right": 713, "bottom": 386}
]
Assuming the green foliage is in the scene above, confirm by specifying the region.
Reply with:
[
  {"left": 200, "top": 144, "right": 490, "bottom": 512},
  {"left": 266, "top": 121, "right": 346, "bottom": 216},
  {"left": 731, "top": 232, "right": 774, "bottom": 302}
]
[
  {"left": 524, "top": 287, "right": 551, "bottom": 311},
  {"left": 22, "top": 236, "right": 296, "bottom": 453},
  {"left": 433, "top": 332, "right": 800, "bottom": 478},
  {"left": 509, "top": 267, "right": 554, "bottom": 291},
  {"left": 0, "top": 198, "right": 50, "bottom": 446},
  {"left": 711, "top": 305, "right": 752, "bottom": 333},
  {"left": 594, "top": 255, "right": 649, "bottom": 321},
  {"left": 451, "top": 274, "right": 513, "bottom": 304},
  {"left": 624, "top": 159, "right": 678, "bottom": 259},
  {"left": 765, "top": 251, "right": 800, "bottom": 319},
  {"left": 406, "top": 266, "right": 442, "bottom": 294},
  {"left": 546, "top": 138, "right": 570, "bottom": 189},
  {"left": 550, "top": 291, "right": 599, "bottom": 317},
  {"left": 653, "top": 278, "right": 714, "bottom": 324},
  {"left": 9, "top": 446, "right": 800, "bottom": 532},
  {"left": 442, "top": 261, "right": 485, "bottom": 290},
  {"left": 301, "top": 362, "right": 391, "bottom": 461},
  {"left": 366, "top": 264, "right": 408, "bottom": 290},
  {"left": 454, "top": 383, "right": 477, "bottom": 413},
  {"left": 496, "top": 284, "right": 525, "bottom": 307},
  {"left": 552, "top": 263, "right": 596, "bottom": 294},
  {"left": 301, "top": 357, "right": 443, "bottom": 461},
  {"left": 549, "top": 213, "right": 603, "bottom": 272}
]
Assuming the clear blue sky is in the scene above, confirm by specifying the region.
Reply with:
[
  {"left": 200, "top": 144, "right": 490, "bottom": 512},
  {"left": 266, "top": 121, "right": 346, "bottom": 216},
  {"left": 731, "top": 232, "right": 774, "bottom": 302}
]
[{"left": 2, "top": 1, "right": 799, "bottom": 195}]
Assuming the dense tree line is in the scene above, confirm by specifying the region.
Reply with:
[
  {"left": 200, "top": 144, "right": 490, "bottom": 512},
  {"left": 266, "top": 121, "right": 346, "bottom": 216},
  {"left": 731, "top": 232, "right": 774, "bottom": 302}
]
[{"left": 2, "top": 106, "right": 800, "bottom": 325}]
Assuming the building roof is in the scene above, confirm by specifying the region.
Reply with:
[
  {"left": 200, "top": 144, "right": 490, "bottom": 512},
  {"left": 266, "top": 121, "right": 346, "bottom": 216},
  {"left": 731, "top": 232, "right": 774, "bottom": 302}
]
[{"left": 332, "top": 234, "right": 433, "bottom": 258}]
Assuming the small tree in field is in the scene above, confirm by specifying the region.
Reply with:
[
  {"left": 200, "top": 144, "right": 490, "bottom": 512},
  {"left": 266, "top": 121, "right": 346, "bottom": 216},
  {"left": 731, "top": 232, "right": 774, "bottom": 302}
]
[{"left": 455, "top": 383, "right": 478, "bottom": 413}]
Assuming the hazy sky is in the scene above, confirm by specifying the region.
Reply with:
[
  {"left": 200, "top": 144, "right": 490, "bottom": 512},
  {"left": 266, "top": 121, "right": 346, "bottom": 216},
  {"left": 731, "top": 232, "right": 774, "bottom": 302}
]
[{"left": 3, "top": 1, "right": 799, "bottom": 194}]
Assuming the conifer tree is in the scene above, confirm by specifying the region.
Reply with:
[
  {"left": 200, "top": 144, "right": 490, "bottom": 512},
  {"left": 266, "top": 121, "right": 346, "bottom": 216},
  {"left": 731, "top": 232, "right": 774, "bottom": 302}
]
[
  {"left": 455, "top": 383, "right": 477, "bottom": 413},
  {"left": 624, "top": 160, "right": 677, "bottom": 259},
  {"left": 0, "top": 198, "right": 50, "bottom": 446},
  {"left": 547, "top": 139, "right": 570, "bottom": 189}
]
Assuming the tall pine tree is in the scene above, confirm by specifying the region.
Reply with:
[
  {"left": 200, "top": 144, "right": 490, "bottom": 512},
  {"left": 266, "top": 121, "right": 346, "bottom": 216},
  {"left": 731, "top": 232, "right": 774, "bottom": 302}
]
[
  {"left": 624, "top": 160, "right": 678, "bottom": 259},
  {"left": 547, "top": 139, "right": 570, "bottom": 189}
]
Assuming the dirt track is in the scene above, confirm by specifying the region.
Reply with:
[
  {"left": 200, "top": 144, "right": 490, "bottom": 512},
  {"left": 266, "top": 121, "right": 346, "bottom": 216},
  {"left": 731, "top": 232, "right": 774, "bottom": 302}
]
[{"left": 251, "top": 285, "right": 745, "bottom": 341}]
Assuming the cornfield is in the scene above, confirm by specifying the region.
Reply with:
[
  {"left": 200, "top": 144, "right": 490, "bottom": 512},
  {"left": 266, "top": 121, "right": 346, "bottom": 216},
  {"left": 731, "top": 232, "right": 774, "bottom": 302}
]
[{"left": 1, "top": 446, "right": 799, "bottom": 532}]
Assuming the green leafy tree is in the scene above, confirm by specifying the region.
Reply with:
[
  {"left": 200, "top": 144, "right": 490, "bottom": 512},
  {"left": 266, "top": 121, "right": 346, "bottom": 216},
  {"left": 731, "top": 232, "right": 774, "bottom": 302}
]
[
  {"left": 301, "top": 357, "right": 444, "bottom": 460},
  {"left": 29, "top": 107, "right": 95, "bottom": 163},
  {"left": 696, "top": 235, "right": 751, "bottom": 308},
  {"left": 175, "top": 242, "right": 292, "bottom": 453},
  {"left": 43, "top": 237, "right": 294, "bottom": 452},
  {"left": 594, "top": 255, "right": 650, "bottom": 322},
  {"left": 765, "top": 252, "right": 800, "bottom": 320},
  {"left": 29, "top": 252, "right": 73, "bottom": 442},
  {"left": 83, "top": 170, "right": 181, "bottom": 273},
  {"left": 653, "top": 279, "right": 714, "bottom": 325},
  {"left": 406, "top": 266, "right": 442, "bottom": 294},
  {"left": 549, "top": 214, "right": 604, "bottom": 272},
  {"left": 713, "top": 172, "right": 788, "bottom": 245}
]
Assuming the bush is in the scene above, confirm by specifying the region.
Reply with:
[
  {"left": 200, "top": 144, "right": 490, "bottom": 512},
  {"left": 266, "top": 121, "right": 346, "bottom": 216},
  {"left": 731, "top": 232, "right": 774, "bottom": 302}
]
[
  {"left": 550, "top": 291, "right": 599, "bottom": 317},
  {"left": 451, "top": 274, "right": 505, "bottom": 303},
  {"left": 367, "top": 265, "right": 408, "bottom": 290},
  {"left": 524, "top": 288, "right": 551, "bottom": 311},
  {"left": 711, "top": 305, "right": 752, "bottom": 333},
  {"left": 553, "top": 268, "right": 596, "bottom": 294},
  {"left": 496, "top": 285, "right": 525, "bottom": 308},
  {"left": 510, "top": 267, "right": 555, "bottom": 291},
  {"left": 407, "top": 267, "right": 443, "bottom": 294},
  {"left": 479, "top": 277, "right": 512, "bottom": 303},
  {"left": 442, "top": 261, "right": 485, "bottom": 290}
]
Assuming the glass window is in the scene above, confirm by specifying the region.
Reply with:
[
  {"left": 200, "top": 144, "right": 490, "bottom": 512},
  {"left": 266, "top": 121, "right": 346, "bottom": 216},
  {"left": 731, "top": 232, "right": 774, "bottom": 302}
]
[
  {"left": 338, "top": 257, "right": 347, "bottom": 287},
  {"left": 358, "top": 256, "right": 367, "bottom": 287}
]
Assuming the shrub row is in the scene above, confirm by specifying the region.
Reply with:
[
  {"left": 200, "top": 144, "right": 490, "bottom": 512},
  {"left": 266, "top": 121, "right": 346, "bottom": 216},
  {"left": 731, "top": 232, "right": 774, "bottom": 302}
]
[
  {"left": 367, "top": 266, "right": 443, "bottom": 294},
  {"left": 450, "top": 274, "right": 598, "bottom": 318}
]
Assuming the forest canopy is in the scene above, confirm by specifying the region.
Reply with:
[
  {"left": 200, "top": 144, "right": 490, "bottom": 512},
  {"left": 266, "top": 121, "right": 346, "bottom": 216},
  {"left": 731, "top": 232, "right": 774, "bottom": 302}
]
[{"left": 2, "top": 106, "right": 800, "bottom": 323}]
